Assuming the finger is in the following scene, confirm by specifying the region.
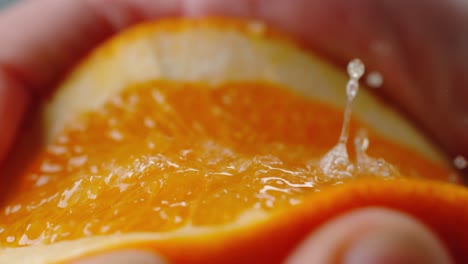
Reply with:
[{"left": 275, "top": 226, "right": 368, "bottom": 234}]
[
  {"left": 0, "top": 71, "right": 29, "bottom": 165},
  {"left": 71, "top": 250, "right": 165, "bottom": 264},
  {"left": 0, "top": 0, "right": 182, "bottom": 96},
  {"left": 0, "top": 0, "right": 182, "bottom": 162},
  {"left": 184, "top": 0, "right": 468, "bottom": 168},
  {"left": 286, "top": 207, "right": 453, "bottom": 264}
]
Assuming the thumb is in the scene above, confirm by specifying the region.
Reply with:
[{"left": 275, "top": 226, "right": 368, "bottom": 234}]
[{"left": 286, "top": 207, "right": 453, "bottom": 264}]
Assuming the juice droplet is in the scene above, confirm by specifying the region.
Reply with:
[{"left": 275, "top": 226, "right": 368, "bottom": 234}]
[
  {"left": 347, "top": 59, "right": 365, "bottom": 80},
  {"left": 340, "top": 59, "right": 365, "bottom": 145},
  {"left": 354, "top": 129, "right": 369, "bottom": 153},
  {"left": 320, "top": 59, "right": 365, "bottom": 178},
  {"left": 319, "top": 143, "right": 354, "bottom": 178},
  {"left": 366, "top": 71, "right": 384, "bottom": 88},
  {"left": 346, "top": 79, "right": 359, "bottom": 101},
  {"left": 354, "top": 130, "right": 400, "bottom": 178},
  {"left": 454, "top": 155, "right": 468, "bottom": 170}
]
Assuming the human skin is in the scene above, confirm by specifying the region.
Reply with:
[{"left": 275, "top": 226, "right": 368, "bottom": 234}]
[{"left": 0, "top": 0, "right": 466, "bottom": 263}]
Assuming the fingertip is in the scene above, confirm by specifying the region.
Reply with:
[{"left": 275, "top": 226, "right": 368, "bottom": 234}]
[
  {"left": 0, "top": 0, "right": 185, "bottom": 97},
  {"left": 183, "top": 0, "right": 255, "bottom": 17},
  {"left": 0, "top": 71, "right": 30, "bottom": 163},
  {"left": 286, "top": 207, "right": 453, "bottom": 264}
]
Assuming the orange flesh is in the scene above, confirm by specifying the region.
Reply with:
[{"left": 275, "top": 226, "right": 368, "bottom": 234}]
[{"left": 0, "top": 81, "right": 453, "bottom": 248}]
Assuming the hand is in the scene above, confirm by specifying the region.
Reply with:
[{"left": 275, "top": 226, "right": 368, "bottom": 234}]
[{"left": 0, "top": 0, "right": 465, "bottom": 263}]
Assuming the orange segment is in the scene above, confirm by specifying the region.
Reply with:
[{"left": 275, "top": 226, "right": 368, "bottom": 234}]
[
  {"left": 45, "top": 18, "right": 444, "bottom": 163},
  {"left": 1, "top": 81, "right": 452, "bottom": 244},
  {"left": 0, "top": 18, "right": 467, "bottom": 264}
]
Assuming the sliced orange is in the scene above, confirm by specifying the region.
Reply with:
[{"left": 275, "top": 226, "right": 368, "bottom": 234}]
[{"left": 0, "top": 18, "right": 467, "bottom": 264}]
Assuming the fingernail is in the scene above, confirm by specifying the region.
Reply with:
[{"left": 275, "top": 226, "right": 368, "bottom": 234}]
[
  {"left": 343, "top": 230, "right": 446, "bottom": 264},
  {"left": 72, "top": 250, "right": 165, "bottom": 264}
]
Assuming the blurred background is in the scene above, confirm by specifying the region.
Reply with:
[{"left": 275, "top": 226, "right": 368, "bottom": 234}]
[{"left": 0, "top": 0, "right": 14, "bottom": 8}]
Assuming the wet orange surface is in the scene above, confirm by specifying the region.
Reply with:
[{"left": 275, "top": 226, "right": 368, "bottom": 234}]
[{"left": 0, "top": 81, "right": 452, "bottom": 247}]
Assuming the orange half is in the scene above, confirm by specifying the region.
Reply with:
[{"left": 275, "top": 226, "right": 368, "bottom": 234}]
[{"left": 0, "top": 18, "right": 467, "bottom": 264}]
